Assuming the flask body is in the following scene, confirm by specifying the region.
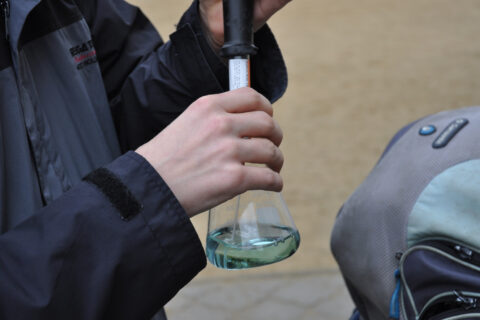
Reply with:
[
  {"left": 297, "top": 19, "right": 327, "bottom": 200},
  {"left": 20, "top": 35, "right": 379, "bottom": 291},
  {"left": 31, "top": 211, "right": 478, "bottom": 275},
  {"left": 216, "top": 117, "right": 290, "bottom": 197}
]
[{"left": 206, "top": 190, "right": 300, "bottom": 269}]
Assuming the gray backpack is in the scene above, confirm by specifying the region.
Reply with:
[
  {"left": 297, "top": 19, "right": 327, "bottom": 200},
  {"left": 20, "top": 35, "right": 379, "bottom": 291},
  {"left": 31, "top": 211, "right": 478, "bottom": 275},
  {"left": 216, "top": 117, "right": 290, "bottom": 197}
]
[{"left": 331, "top": 106, "right": 480, "bottom": 320}]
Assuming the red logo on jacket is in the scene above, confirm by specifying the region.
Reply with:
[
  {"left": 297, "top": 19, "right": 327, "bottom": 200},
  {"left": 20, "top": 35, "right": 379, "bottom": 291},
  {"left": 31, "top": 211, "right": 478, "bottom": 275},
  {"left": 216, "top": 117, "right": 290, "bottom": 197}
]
[{"left": 70, "top": 40, "right": 98, "bottom": 70}]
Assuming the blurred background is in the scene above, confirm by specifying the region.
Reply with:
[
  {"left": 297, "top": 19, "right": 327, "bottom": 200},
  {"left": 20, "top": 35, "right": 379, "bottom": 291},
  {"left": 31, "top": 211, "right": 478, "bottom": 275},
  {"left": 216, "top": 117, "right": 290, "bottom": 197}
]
[{"left": 129, "top": 0, "right": 480, "bottom": 319}]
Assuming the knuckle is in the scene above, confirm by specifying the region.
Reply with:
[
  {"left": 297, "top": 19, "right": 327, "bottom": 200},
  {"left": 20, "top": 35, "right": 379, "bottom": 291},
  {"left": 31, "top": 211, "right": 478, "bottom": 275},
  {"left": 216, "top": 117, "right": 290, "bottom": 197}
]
[
  {"left": 195, "top": 96, "right": 209, "bottom": 108},
  {"left": 242, "top": 86, "right": 256, "bottom": 95},
  {"left": 227, "top": 164, "right": 246, "bottom": 189},
  {"left": 277, "top": 149, "right": 285, "bottom": 167},
  {"left": 252, "top": 91, "right": 264, "bottom": 105},
  {"left": 224, "top": 138, "right": 241, "bottom": 158},
  {"left": 246, "top": 89, "right": 265, "bottom": 107},
  {"left": 269, "top": 144, "right": 284, "bottom": 168},
  {"left": 245, "top": 89, "right": 272, "bottom": 114},
  {"left": 265, "top": 170, "right": 282, "bottom": 191},
  {"left": 266, "top": 171, "right": 276, "bottom": 186},
  {"left": 277, "top": 124, "right": 284, "bottom": 144},
  {"left": 219, "top": 115, "right": 233, "bottom": 131},
  {"left": 266, "top": 141, "right": 277, "bottom": 159},
  {"left": 262, "top": 115, "right": 276, "bottom": 133},
  {"left": 215, "top": 138, "right": 230, "bottom": 156},
  {"left": 209, "top": 114, "right": 233, "bottom": 135},
  {"left": 276, "top": 176, "right": 284, "bottom": 192},
  {"left": 193, "top": 96, "right": 212, "bottom": 113}
]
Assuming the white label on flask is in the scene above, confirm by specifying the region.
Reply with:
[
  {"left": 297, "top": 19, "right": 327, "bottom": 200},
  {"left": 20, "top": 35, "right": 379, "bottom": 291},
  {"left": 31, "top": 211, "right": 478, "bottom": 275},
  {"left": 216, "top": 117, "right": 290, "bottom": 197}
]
[{"left": 229, "top": 58, "right": 249, "bottom": 90}]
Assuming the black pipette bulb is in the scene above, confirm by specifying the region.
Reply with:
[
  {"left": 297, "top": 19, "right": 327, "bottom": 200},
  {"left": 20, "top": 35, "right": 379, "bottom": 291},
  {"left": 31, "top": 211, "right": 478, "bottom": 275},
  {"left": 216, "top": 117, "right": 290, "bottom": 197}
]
[{"left": 220, "top": 0, "right": 258, "bottom": 58}]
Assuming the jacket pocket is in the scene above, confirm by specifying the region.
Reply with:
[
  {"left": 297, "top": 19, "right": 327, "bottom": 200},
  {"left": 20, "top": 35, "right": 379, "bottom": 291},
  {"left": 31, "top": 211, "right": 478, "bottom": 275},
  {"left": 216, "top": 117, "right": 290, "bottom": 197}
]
[{"left": 399, "top": 239, "right": 480, "bottom": 320}]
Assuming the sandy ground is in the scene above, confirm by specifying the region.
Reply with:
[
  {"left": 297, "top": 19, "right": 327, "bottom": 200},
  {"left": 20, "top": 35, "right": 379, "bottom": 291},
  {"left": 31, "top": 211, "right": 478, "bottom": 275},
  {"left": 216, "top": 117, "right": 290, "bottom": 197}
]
[{"left": 130, "top": 0, "right": 480, "bottom": 287}]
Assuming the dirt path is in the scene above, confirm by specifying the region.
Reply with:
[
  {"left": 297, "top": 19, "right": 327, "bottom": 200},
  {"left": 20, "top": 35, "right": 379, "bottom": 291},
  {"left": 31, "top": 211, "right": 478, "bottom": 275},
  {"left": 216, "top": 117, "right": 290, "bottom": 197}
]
[{"left": 130, "top": 0, "right": 480, "bottom": 279}]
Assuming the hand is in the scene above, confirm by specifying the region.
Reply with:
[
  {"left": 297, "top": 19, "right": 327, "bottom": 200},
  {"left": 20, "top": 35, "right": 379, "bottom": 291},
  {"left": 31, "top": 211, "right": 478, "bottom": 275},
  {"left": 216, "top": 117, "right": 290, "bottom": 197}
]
[
  {"left": 136, "top": 87, "right": 284, "bottom": 217},
  {"left": 199, "top": 0, "right": 292, "bottom": 52}
]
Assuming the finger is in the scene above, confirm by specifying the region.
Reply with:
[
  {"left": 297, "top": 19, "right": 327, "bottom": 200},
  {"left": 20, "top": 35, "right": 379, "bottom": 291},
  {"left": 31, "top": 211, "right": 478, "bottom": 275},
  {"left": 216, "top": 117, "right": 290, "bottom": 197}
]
[
  {"left": 257, "top": 0, "right": 292, "bottom": 14},
  {"left": 217, "top": 87, "right": 273, "bottom": 116},
  {"left": 238, "top": 138, "right": 284, "bottom": 172},
  {"left": 253, "top": 0, "right": 292, "bottom": 30},
  {"left": 240, "top": 165, "right": 283, "bottom": 193},
  {"left": 231, "top": 111, "right": 283, "bottom": 146}
]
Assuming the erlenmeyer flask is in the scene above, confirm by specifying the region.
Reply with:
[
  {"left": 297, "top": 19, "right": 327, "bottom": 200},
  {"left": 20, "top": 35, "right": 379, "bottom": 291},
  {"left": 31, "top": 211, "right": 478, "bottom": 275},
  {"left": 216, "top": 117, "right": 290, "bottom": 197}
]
[
  {"left": 206, "top": 0, "right": 300, "bottom": 269},
  {"left": 206, "top": 189, "right": 300, "bottom": 270}
]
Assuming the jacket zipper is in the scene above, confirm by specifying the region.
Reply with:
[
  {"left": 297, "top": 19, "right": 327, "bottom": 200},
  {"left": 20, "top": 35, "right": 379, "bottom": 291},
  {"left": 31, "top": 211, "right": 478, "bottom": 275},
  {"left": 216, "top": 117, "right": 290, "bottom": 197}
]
[{"left": 0, "top": 0, "right": 10, "bottom": 41}]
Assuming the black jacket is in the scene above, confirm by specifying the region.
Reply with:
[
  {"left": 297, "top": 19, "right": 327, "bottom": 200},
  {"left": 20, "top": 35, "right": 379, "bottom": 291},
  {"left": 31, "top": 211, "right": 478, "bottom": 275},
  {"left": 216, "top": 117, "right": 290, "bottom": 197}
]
[{"left": 0, "top": 0, "right": 287, "bottom": 318}]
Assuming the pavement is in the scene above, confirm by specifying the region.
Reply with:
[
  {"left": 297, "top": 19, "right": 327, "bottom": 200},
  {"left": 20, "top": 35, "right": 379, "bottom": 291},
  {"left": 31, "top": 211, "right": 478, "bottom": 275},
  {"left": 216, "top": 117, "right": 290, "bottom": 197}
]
[{"left": 165, "top": 269, "right": 354, "bottom": 320}]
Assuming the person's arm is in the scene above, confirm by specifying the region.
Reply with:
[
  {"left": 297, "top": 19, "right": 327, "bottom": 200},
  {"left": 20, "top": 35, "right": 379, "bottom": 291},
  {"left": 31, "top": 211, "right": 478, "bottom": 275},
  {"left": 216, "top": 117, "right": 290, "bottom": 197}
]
[
  {"left": 0, "top": 1, "right": 288, "bottom": 318},
  {"left": 0, "top": 152, "right": 205, "bottom": 320},
  {"left": 75, "top": 0, "right": 288, "bottom": 151},
  {"left": 0, "top": 86, "right": 284, "bottom": 319}
]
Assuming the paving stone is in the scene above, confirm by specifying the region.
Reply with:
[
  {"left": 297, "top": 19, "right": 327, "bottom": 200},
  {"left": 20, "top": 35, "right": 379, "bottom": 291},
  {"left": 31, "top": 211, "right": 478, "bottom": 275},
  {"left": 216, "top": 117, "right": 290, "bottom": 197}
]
[
  {"left": 166, "top": 304, "right": 230, "bottom": 320},
  {"left": 301, "top": 282, "right": 355, "bottom": 320},
  {"left": 176, "top": 276, "right": 285, "bottom": 311},
  {"left": 239, "top": 299, "right": 305, "bottom": 320},
  {"left": 166, "top": 270, "right": 354, "bottom": 320},
  {"left": 271, "top": 271, "right": 345, "bottom": 307}
]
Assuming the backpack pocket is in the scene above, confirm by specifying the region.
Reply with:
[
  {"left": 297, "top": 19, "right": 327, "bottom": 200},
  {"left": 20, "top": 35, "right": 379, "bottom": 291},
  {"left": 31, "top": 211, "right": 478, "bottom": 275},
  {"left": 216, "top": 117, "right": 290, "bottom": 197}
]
[{"left": 400, "top": 240, "right": 480, "bottom": 320}]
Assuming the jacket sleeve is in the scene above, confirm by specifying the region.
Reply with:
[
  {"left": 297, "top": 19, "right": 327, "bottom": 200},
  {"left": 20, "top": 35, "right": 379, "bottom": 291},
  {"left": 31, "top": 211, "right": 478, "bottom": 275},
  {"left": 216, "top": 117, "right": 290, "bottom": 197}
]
[
  {"left": 75, "top": 0, "right": 288, "bottom": 151},
  {"left": 0, "top": 152, "right": 206, "bottom": 320}
]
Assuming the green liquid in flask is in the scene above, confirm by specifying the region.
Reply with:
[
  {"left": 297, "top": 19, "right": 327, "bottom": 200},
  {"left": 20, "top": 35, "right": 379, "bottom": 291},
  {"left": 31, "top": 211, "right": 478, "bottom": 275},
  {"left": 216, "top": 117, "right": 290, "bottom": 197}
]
[{"left": 206, "top": 223, "right": 300, "bottom": 269}]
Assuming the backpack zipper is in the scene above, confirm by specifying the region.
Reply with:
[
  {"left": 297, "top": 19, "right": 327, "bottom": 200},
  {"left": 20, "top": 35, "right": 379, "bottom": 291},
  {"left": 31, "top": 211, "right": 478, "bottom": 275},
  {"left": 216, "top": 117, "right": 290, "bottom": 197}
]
[
  {"left": 0, "top": 0, "right": 10, "bottom": 41},
  {"left": 419, "top": 239, "right": 480, "bottom": 264},
  {"left": 419, "top": 291, "right": 480, "bottom": 320}
]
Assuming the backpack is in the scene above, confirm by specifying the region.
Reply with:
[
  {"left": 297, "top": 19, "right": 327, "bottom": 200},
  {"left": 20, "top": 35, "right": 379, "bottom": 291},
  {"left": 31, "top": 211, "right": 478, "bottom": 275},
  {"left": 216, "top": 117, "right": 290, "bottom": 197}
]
[{"left": 331, "top": 106, "right": 480, "bottom": 320}]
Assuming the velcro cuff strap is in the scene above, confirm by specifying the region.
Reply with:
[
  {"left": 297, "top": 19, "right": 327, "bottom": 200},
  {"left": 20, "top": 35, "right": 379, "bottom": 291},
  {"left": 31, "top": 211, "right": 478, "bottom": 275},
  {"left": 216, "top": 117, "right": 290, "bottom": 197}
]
[{"left": 84, "top": 168, "right": 142, "bottom": 221}]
